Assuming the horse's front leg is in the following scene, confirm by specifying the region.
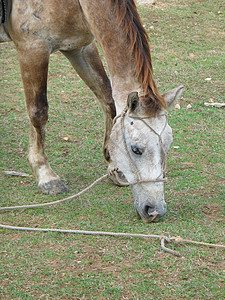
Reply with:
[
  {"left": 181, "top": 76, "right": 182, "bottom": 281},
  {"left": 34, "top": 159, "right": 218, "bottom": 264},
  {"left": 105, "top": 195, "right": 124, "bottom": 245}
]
[
  {"left": 61, "top": 43, "right": 116, "bottom": 162},
  {"left": 17, "top": 46, "right": 68, "bottom": 194}
]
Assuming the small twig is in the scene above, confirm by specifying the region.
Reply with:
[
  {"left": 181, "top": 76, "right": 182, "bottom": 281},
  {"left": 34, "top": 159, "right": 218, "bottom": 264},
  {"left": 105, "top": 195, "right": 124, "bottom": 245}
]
[
  {"left": 3, "top": 171, "right": 33, "bottom": 178},
  {"left": 204, "top": 102, "right": 225, "bottom": 108}
]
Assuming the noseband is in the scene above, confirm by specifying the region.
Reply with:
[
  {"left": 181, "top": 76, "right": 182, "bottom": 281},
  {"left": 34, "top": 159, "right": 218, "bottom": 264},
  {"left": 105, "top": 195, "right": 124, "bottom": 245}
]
[{"left": 110, "top": 108, "right": 168, "bottom": 186}]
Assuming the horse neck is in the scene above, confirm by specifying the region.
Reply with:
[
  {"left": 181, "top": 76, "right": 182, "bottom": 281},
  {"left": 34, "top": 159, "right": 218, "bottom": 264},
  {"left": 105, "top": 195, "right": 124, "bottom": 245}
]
[
  {"left": 98, "top": 23, "right": 141, "bottom": 115},
  {"left": 109, "top": 59, "right": 141, "bottom": 115},
  {"left": 80, "top": 0, "right": 144, "bottom": 115}
]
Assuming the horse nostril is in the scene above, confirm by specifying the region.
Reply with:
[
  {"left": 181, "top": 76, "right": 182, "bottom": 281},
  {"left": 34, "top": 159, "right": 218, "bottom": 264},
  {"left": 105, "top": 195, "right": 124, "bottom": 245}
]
[
  {"left": 144, "top": 206, "right": 160, "bottom": 221},
  {"left": 144, "top": 205, "right": 154, "bottom": 215}
]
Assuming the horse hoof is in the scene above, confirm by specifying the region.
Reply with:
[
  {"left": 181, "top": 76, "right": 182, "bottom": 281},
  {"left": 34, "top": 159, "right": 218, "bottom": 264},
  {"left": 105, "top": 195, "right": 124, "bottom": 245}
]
[{"left": 39, "top": 179, "right": 69, "bottom": 195}]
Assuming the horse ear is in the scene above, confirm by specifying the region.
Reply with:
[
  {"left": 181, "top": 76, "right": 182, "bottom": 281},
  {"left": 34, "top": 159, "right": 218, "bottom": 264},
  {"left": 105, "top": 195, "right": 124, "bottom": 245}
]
[
  {"left": 163, "top": 85, "right": 184, "bottom": 107},
  {"left": 127, "top": 92, "right": 140, "bottom": 113}
]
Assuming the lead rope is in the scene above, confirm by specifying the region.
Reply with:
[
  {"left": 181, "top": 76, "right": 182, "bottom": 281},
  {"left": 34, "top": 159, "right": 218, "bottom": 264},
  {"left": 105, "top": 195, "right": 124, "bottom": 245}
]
[
  {"left": 0, "top": 173, "right": 180, "bottom": 256},
  {"left": 1, "top": 173, "right": 225, "bottom": 256},
  {"left": 1, "top": 112, "right": 225, "bottom": 256}
]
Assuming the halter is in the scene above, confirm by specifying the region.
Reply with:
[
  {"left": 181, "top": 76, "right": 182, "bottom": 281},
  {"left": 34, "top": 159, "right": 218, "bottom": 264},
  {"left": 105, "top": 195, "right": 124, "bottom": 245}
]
[{"left": 110, "top": 107, "right": 168, "bottom": 186}]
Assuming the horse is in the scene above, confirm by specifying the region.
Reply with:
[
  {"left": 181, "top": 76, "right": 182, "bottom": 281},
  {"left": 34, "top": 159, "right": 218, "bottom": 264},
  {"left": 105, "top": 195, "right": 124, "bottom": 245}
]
[{"left": 0, "top": 0, "right": 183, "bottom": 223}]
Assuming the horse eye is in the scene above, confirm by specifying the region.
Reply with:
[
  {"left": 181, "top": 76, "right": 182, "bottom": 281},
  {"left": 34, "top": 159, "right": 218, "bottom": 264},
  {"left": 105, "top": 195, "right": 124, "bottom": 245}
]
[{"left": 131, "top": 145, "right": 143, "bottom": 155}]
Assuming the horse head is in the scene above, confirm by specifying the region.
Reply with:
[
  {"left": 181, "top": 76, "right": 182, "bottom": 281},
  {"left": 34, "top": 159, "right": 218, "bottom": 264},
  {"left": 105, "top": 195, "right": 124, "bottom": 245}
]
[{"left": 109, "top": 86, "right": 184, "bottom": 223}]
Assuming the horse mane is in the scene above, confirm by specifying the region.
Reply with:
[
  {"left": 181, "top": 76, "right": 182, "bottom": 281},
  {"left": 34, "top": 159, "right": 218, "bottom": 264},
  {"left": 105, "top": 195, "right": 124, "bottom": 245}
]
[{"left": 109, "top": 0, "right": 166, "bottom": 113}]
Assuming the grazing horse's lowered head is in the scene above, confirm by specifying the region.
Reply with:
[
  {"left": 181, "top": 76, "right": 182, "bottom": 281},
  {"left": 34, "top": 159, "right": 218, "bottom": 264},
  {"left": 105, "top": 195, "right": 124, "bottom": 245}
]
[{"left": 109, "top": 86, "right": 184, "bottom": 223}]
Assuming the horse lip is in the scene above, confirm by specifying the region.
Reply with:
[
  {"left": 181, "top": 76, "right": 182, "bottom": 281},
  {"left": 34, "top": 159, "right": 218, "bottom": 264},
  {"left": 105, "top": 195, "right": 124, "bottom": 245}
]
[
  {"left": 144, "top": 212, "right": 165, "bottom": 223},
  {"left": 136, "top": 210, "right": 162, "bottom": 223}
]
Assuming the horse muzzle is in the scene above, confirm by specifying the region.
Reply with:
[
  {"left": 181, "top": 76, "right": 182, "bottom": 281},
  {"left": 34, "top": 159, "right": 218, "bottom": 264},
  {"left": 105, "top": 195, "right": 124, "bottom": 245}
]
[{"left": 135, "top": 200, "right": 167, "bottom": 223}]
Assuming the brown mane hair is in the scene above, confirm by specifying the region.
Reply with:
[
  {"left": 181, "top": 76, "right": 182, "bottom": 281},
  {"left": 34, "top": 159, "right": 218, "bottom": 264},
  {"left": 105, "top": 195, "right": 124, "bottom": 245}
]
[{"left": 109, "top": 0, "right": 166, "bottom": 113}]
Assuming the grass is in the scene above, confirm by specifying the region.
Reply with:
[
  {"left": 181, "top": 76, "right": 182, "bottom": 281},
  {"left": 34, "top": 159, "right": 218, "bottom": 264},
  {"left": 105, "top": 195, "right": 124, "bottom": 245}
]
[{"left": 0, "top": 0, "right": 224, "bottom": 299}]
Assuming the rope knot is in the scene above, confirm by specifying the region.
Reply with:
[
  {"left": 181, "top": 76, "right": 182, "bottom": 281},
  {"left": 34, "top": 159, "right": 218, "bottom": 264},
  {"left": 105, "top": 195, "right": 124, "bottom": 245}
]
[{"left": 170, "top": 236, "right": 183, "bottom": 244}]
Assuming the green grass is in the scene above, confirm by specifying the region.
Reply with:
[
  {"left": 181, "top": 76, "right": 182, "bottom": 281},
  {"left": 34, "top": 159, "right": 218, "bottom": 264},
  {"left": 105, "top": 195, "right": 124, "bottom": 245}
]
[{"left": 0, "top": 0, "right": 224, "bottom": 299}]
